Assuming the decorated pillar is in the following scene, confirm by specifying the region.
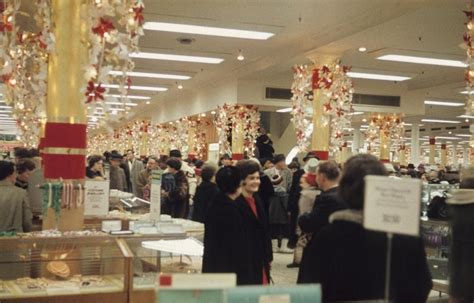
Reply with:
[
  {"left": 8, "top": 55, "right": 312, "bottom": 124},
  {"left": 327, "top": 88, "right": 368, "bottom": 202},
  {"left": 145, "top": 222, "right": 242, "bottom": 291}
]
[
  {"left": 41, "top": 0, "right": 88, "bottom": 231},
  {"left": 231, "top": 121, "right": 245, "bottom": 160},
  {"left": 399, "top": 145, "right": 407, "bottom": 166},
  {"left": 340, "top": 142, "right": 349, "bottom": 164},
  {"left": 463, "top": 144, "right": 470, "bottom": 167},
  {"left": 429, "top": 137, "right": 436, "bottom": 165},
  {"left": 452, "top": 143, "right": 458, "bottom": 168},
  {"left": 352, "top": 128, "right": 361, "bottom": 154},
  {"left": 311, "top": 88, "right": 330, "bottom": 160},
  {"left": 187, "top": 125, "right": 196, "bottom": 160},
  {"left": 379, "top": 129, "right": 391, "bottom": 163},
  {"left": 440, "top": 143, "right": 447, "bottom": 168},
  {"left": 411, "top": 123, "right": 420, "bottom": 165}
]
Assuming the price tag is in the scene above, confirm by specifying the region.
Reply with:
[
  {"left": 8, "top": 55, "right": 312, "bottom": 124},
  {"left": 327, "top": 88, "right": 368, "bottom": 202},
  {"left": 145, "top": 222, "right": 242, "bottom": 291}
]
[
  {"left": 259, "top": 294, "right": 291, "bottom": 303},
  {"left": 364, "top": 176, "right": 421, "bottom": 236}
]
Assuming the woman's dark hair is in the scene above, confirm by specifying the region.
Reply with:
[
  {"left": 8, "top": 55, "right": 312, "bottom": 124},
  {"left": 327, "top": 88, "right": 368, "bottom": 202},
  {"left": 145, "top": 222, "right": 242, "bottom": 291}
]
[
  {"left": 88, "top": 155, "right": 104, "bottom": 168},
  {"left": 14, "top": 147, "right": 31, "bottom": 159},
  {"left": 339, "top": 154, "right": 387, "bottom": 210},
  {"left": 201, "top": 164, "right": 217, "bottom": 182},
  {"left": 166, "top": 157, "right": 182, "bottom": 171},
  {"left": 235, "top": 160, "right": 260, "bottom": 181},
  {"left": 215, "top": 166, "right": 241, "bottom": 194},
  {"left": 0, "top": 161, "right": 15, "bottom": 180},
  {"left": 16, "top": 159, "right": 36, "bottom": 174}
]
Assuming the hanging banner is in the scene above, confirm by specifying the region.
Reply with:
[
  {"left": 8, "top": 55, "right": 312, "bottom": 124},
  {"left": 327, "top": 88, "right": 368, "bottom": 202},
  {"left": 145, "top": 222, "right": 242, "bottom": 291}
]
[
  {"left": 150, "top": 169, "right": 163, "bottom": 221},
  {"left": 363, "top": 176, "right": 421, "bottom": 236},
  {"left": 84, "top": 180, "right": 110, "bottom": 216}
]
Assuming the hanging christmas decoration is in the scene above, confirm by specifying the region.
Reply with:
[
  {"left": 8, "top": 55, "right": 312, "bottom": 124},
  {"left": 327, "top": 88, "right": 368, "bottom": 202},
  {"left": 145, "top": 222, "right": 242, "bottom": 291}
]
[
  {"left": 365, "top": 114, "right": 405, "bottom": 149},
  {"left": 290, "top": 63, "right": 354, "bottom": 153},
  {"left": 464, "top": 7, "right": 474, "bottom": 116},
  {"left": 214, "top": 104, "right": 260, "bottom": 157}
]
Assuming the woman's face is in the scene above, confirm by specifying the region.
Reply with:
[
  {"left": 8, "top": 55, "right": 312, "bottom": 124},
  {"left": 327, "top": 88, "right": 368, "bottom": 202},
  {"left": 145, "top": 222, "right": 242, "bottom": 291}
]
[
  {"left": 243, "top": 171, "right": 260, "bottom": 193},
  {"left": 93, "top": 160, "right": 103, "bottom": 171}
]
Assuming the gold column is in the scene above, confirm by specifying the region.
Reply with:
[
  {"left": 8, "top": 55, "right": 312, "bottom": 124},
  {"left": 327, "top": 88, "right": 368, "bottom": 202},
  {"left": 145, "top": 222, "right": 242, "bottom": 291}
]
[
  {"left": 46, "top": 0, "right": 87, "bottom": 123},
  {"left": 42, "top": 0, "right": 89, "bottom": 231},
  {"left": 231, "top": 120, "right": 245, "bottom": 160},
  {"left": 440, "top": 143, "right": 447, "bottom": 168},
  {"left": 379, "top": 130, "right": 391, "bottom": 163},
  {"left": 429, "top": 137, "right": 436, "bottom": 165}
]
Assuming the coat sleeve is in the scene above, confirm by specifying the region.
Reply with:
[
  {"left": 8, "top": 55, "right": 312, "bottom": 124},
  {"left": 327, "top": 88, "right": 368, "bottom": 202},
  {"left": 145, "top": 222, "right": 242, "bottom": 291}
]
[
  {"left": 22, "top": 192, "right": 33, "bottom": 232},
  {"left": 298, "top": 198, "right": 332, "bottom": 234},
  {"left": 136, "top": 171, "right": 147, "bottom": 198},
  {"left": 297, "top": 230, "right": 325, "bottom": 284}
]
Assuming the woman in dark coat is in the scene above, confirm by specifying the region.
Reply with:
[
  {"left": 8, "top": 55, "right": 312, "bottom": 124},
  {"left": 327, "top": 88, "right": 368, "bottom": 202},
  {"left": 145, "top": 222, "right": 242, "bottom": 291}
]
[
  {"left": 298, "top": 154, "right": 432, "bottom": 303},
  {"left": 202, "top": 166, "right": 250, "bottom": 285},
  {"left": 235, "top": 160, "right": 273, "bottom": 285},
  {"left": 166, "top": 158, "right": 189, "bottom": 218},
  {"left": 192, "top": 164, "right": 219, "bottom": 223}
]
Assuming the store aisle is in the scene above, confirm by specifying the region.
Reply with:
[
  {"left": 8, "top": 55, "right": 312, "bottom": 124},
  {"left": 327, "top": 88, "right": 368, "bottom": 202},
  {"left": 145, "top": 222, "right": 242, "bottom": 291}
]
[{"left": 271, "top": 253, "right": 298, "bottom": 285}]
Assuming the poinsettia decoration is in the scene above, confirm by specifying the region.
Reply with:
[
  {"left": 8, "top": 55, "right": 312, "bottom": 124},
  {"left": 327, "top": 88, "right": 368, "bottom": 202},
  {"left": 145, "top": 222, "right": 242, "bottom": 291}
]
[
  {"left": 364, "top": 114, "right": 405, "bottom": 152},
  {"left": 290, "top": 63, "right": 354, "bottom": 154},
  {"left": 215, "top": 104, "right": 260, "bottom": 157}
]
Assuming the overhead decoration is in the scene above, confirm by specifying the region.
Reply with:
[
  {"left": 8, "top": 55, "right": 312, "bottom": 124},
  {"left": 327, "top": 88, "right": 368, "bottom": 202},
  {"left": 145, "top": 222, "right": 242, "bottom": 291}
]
[
  {"left": 290, "top": 64, "right": 354, "bottom": 153},
  {"left": 464, "top": 8, "right": 474, "bottom": 116},
  {"left": 364, "top": 114, "right": 405, "bottom": 148},
  {"left": 0, "top": 0, "right": 54, "bottom": 147},
  {"left": 0, "top": 0, "right": 145, "bottom": 146},
  {"left": 214, "top": 104, "right": 260, "bottom": 157}
]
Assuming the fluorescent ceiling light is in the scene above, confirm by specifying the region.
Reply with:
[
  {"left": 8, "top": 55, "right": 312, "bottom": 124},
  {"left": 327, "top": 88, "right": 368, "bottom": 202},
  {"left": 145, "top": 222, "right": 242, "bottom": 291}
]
[
  {"left": 460, "top": 90, "right": 474, "bottom": 95},
  {"left": 276, "top": 107, "right": 292, "bottom": 113},
  {"left": 421, "top": 119, "right": 461, "bottom": 124},
  {"left": 109, "top": 70, "right": 191, "bottom": 80},
  {"left": 101, "top": 84, "right": 168, "bottom": 92},
  {"left": 456, "top": 134, "right": 472, "bottom": 137},
  {"left": 105, "top": 94, "right": 150, "bottom": 100},
  {"left": 360, "top": 125, "right": 369, "bottom": 128},
  {"left": 130, "top": 52, "right": 224, "bottom": 64},
  {"left": 377, "top": 54, "right": 467, "bottom": 68},
  {"left": 0, "top": 106, "right": 12, "bottom": 109},
  {"left": 0, "top": 110, "right": 12, "bottom": 113},
  {"left": 143, "top": 21, "right": 274, "bottom": 40},
  {"left": 105, "top": 102, "right": 137, "bottom": 107},
  {"left": 435, "top": 136, "right": 462, "bottom": 140},
  {"left": 348, "top": 111, "right": 364, "bottom": 116},
  {"left": 425, "top": 100, "right": 464, "bottom": 107},
  {"left": 347, "top": 72, "right": 410, "bottom": 81},
  {"left": 458, "top": 114, "right": 474, "bottom": 119}
]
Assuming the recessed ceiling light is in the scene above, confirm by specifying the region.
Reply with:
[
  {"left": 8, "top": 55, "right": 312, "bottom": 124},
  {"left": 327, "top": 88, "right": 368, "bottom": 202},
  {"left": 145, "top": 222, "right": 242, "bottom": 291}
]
[
  {"left": 177, "top": 84, "right": 183, "bottom": 90},
  {"left": 109, "top": 70, "right": 191, "bottom": 80},
  {"left": 105, "top": 94, "right": 150, "bottom": 100},
  {"left": 201, "top": 113, "right": 206, "bottom": 117},
  {"left": 101, "top": 84, "right": 168, "bottom": 92},
  {"left": 346, "top": 72, "right": 411, "bottom": 81},
  {"left": 421, "top": 119, "right": 461, "bottom": 124},
  {"left": 146, "top": 101, "right": 150, "bottom": 105},
  {"left": 358, "top": 47, "right": 367, "bottom": 52},
  {"left": 276, "top": 107, "right": 292, "bottom": 113},
  {"left": 143, "top": 22, "right": 274, "bottom": 40},
  {"left": 130, "top": 52, "right": 224, "bottom": 64},
  {"left": 237, "top": 49, "right": 244, "bottom": 61},
  {"left": 377, "top": 54, "right": 467, "bottom": 68},
  {"left": 424, "top": 100, "right": 464, "bottom": 107},
  {"left": 362, "top": 118, "right": 367, "bottom": 122},
  {"left": 211, "top": 110, "right": 216, "bottom": 115}
]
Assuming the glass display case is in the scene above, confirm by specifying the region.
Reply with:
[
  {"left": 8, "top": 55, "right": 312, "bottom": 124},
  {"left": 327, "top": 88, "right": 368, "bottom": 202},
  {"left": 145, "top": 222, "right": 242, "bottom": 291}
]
[{"left": 0, "top": 236, "right": 132, "bottom": 302}]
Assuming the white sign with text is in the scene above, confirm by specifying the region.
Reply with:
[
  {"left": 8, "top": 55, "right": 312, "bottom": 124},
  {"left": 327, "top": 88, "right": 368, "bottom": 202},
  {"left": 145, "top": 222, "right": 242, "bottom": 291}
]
[
  {"left": 84, "top": 180, "right": 110, "bottom": 216},
  {"left": 150, "top": 170, "right": 163, "bottom": 221},
  {"left": 363, "top": 176, "right": 421, "bottom": 236}
]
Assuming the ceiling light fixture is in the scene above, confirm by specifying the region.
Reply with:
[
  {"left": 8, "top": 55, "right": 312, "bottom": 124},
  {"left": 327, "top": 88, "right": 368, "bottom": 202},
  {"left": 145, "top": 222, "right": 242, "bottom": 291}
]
[
  {"left": 457, "top": 114, "right": 474, "bottom": 119},
  {"left": 435, "top": 136, "right": 462, "bottom": 140},
  {"left": 460, "top": 90, "right": 474, "bottom": 95},
  {"left": 358, "top": 47, "right": 367, "bottom": 52},
  {"left": 455, "top": 134, "right": 472, "bottom": 137},
  {"left": 211, "top": 110, "right": 216, "bottom": 115},
  {"left": 424, "top": 100, "right": 464, "bottom": 107},
  {"left": 101, "top": 84, "right": 168, "bottom": 92},
  {"left": 105, "top": 94, "right": 150, "bottom": 100},
  {"left": 346, "top": 72, "right": 411, "bottom": 81},
  {"left": 237, "top": 49, "right": 244, "bottom": 61},
  {"left": 108, "top": 70, "right": 191, "bottom": 80},
  {"left": 421, "top": 119, "right": 461, "bottom": 124},
  {"left": 105, "top": 102, "right": 137, "bottom": 106},
  {"left": 348, "top": 111, "right": 363, "bottom": 116},
  {"left": 276, "top": 107, "right": 292, "bottom": 113},
  {"left": 143, "top": 21, "right": 274, "bottom": 40},
  {"left": 201, "top": 113, "right": 206, "bottom": 117},
  {"left": 377, "top": 54, "right": 467, "bottom": 67},
  {"left": 146, "top": 101, "right": 150, "bottom": 105},
  {"left": 177, "top": 84, "right": 183, "bottom": 90},
  {"left": 130, "top": 52, "right": 224, "bottom": 64}
]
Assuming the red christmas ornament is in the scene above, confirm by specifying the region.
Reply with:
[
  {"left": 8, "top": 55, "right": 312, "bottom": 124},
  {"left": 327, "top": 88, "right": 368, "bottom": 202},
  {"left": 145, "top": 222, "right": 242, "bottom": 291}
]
[{"left": 92, "top": 18, "right": 115, "bottom": 38}]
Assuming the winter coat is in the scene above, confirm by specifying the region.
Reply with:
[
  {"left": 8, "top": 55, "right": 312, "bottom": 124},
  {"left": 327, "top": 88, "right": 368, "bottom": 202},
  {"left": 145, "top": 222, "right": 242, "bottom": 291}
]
[
  {"left": 257, "top": 173, "right": 274, "bottom": 217},
  {"left": 202, "top": 192, "right": 250, "bottom": 285},
  {"left": 0, "top": 180, "right": 32, "bottom": 232},
  {"left": 298, "top": 209, "right": 432, "bottom": 303},
  {"left": 128, "top": 159, "right": 144, "bottom": 197},
  {"left": 447, "top": 188, "right": 474, "bottom": 298},
  {"left": 136, "top": 169, "right": 151, "bottom": 199},
  {"left": 109, "top": 165, "right": 127, "bottom": 192},
  {"left": 119, "top": 162, "right": 132, "bottom": 192},
  {"left": 235, "top": 194, "right": 273, "bottom": 284},
  {"left": 268, "top": 190, "right": 289, "bottom": 224},
  {"left": 192, "top": 181, "right": 219, "bottom": 223},
  {"left": 169, "top": 170, "right": 189, "bottom": 218}
]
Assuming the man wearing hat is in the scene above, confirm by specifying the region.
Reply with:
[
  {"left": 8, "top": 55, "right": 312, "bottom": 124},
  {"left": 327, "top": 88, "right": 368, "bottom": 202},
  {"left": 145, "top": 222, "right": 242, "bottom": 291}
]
[
  {"left": 109, "top": 152, "right": 127, "bottom": 192},
  {"left": 169, "top": 149, "right": 197, "bottom": 217}
]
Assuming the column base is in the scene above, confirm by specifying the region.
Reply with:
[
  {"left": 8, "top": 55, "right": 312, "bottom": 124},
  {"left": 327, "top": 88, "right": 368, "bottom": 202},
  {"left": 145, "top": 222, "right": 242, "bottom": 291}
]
[
  {"left": 312, "top": 150, "right": 329, "bottom": 160},
  {"left": 232, "top": 153, "right": 244, "bottom": 160}
]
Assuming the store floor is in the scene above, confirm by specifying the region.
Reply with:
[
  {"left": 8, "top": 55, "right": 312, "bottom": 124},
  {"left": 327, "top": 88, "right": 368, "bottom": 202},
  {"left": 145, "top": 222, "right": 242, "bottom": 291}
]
[{"left": 270, "top": 252, "right": 450, "bottom": 302}]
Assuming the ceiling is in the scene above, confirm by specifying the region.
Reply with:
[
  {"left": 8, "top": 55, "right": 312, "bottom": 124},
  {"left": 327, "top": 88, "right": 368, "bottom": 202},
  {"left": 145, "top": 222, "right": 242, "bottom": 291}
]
[{"left": 0, "top": 0, "right": 472, "bottom": 147}]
